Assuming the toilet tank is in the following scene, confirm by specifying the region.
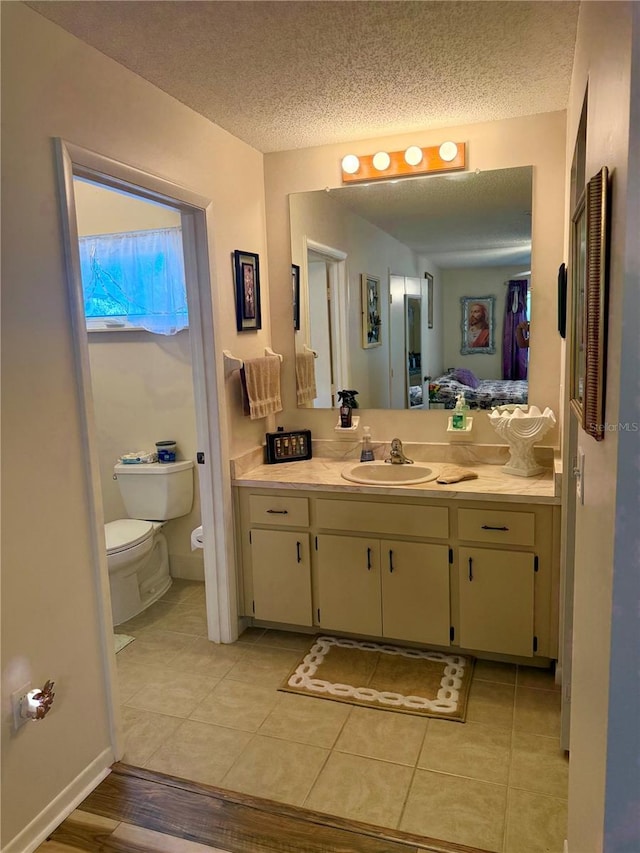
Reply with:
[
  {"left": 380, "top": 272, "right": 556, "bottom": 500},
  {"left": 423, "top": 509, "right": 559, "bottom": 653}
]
[{"left": 114, "top": 460, "right": 194, "bottom": 520}]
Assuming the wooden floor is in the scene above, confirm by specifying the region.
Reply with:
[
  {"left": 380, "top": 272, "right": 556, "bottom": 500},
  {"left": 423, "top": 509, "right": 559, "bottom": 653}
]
[{"left": 43, "top": 762, "right": 493, "bottom": 853}]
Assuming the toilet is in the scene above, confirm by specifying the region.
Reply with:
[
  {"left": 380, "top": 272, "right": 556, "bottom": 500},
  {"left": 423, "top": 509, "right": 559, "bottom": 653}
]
[{"left": 106, "top": 460, "right": 194, "bottom": 626}]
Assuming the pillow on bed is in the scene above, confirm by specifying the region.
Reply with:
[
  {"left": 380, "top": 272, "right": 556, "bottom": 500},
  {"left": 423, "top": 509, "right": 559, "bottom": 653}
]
[{"left": 452, "top": 368, "right": 480, "bottom": 389}]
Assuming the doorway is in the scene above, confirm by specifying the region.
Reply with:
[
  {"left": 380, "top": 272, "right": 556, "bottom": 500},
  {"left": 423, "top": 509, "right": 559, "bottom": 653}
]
[
  {"left": 73, "top": 177, "right": 203, "bottom": 620},
  {"left": 303, "top": 239, "right": 349, "bottom": 407},
  {"left": 55, "top": 139, "right": 236, "bottom": 758}
]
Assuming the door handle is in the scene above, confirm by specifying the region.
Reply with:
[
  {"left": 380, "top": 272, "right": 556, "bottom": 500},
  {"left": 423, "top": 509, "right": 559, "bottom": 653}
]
[
  {"left": 296, "top": 541, "right": 302, "bottom": 563},
  {"left": 481, "top": 524, "right": 508, "bottom": 531},
  {"left": 267, "top": 509, "right": 288, "bottom": 515},
  {"left": 468, "top": 557, "right": 474, "bottom": 581},
  {"left": 366, "top": 547, "right": 372, "bottom": 570},
  {"left": 389, "top": 550, "right": 395, "bottom": 573}
]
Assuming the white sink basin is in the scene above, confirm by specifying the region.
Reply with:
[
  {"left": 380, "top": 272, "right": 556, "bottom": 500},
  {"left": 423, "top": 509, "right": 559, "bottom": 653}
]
[{"left": 341, "top": 461, "right": 438, "bottom": 486}]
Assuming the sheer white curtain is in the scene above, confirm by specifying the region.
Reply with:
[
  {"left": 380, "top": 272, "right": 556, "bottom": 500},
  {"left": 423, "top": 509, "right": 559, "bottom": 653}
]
[{"left": 79, "top": 227, "right": 188, "bottom": 334}]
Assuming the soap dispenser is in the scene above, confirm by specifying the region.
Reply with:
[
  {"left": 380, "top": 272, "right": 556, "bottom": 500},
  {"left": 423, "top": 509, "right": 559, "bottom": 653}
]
[
  {"left": 360, "top": 426, "right": 375, "bottom": 462},
  {"left": 452, "top": 392, "right": 468, "bottom": 430}
]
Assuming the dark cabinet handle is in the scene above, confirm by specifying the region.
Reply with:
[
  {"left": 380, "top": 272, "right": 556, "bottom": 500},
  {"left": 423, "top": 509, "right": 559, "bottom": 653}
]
[
  {"left": 389, "top": 550, "right": 395, "bottom": 573},
  {"left": 367, "top": 547, "right": 372, "bottom": 570},
  {"left": 267, "top": 509, "right": 288, "bottom": 515},
  {"left": 481, "top": 524, "right": 508, "bottom": 531},
  {"left": 468, "top": 557, "right": 474, "bottom": 582},
  {"left": 296, "top": 541, "right": 302, "bottom": 563}
]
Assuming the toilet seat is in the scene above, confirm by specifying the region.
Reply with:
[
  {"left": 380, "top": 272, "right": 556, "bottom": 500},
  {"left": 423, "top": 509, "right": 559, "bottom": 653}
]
[{"left": 105, "top": 519, "right": 154, "bottom": 555}]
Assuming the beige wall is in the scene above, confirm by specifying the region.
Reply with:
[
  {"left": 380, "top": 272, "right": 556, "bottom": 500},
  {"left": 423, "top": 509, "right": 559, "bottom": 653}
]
[
  {"left": 265, "top": 111, "right": 565, "bottom": 446},
  {"left": 74, "top": 179, "right": 181, "bottom": 234},
  {"left": 563, "top": 3, "right": 634, "bottom": 850},
  {"left": 1, "top": 3, "right": 267, "bottom": 847}
]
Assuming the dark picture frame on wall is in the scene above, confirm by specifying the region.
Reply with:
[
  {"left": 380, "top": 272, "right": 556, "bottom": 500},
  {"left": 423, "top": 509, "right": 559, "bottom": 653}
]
[
  {"left": 557, "top": 262, "right": 567, "bottom": 338},
  {"left": 425, "top": 271, "right": 434, "bottom": 329},
  {"left": 569, "top": 166, "right": 610, "bottom": 441},
  {"left": 233, "top": 249, "right": 261, "bottom": 331},
  {"left": 292, "top": 264, "right": 301, "bottom": 331},
  {"left": 361, "top": 273, "right": 382, "bottom": 348}
]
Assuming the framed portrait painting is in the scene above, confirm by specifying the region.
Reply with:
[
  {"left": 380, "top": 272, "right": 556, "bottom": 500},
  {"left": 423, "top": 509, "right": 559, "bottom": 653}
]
[
  {"left": 460, "top": 295, "right": 495, "bottom": 354},
  {"left": 361, "top": 273, "right": 381, "bottom": 348},
  {"left": 233, "top": 250, "right": 261, "bottom": 331}
]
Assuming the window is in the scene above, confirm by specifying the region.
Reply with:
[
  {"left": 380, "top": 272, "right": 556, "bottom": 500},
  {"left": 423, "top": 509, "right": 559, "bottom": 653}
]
[{"left": 79, "top": 226, "right": 188, "bottom": 334}]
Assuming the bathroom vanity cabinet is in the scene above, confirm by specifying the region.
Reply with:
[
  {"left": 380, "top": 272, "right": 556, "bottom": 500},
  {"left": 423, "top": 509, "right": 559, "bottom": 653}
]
[{"left": 235, "top": 485, "right": 560, "bottom": 663}]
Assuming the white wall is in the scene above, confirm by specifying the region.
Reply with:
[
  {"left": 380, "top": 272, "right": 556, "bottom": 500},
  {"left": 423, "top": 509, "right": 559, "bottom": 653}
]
[
  {"left": 265, "top": 111, "right": 565, "bottom": 445},
  {"left": 562, "top": 3, "right": 636, "bottom": 851},
  {"left": 1, "top": 3, "right": 268, "bottom": 848},
  {"left": 442, "top": 266, "right": 529, "bottom": 381}
]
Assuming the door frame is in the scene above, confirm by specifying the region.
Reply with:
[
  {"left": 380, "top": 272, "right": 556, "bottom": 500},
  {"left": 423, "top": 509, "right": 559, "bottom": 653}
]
[
  {"left": 303, "top": 238, "right": 349, "bottom": 400},
  {"left": 54, "top": 139, "right": 235, "bottom": 758}
]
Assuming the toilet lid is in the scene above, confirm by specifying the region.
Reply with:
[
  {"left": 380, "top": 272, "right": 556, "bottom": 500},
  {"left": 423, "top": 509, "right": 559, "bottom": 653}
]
[{"left": 105, "top": 519, "right": 154, "bottom": 555}]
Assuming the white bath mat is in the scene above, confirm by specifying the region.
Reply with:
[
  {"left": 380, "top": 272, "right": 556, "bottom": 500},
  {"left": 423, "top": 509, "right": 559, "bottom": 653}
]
[{"left": 114, "top": 634, "right": 135, "bottom": 654}]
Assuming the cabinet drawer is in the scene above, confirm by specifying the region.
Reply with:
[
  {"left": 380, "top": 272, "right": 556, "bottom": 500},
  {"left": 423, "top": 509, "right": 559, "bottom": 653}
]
[
  {"left": 249, "top": 494, "right": 309, "bottom": 527},
  {"left": 316, "top": 499, "right": 448, "bottom": 539},
  {"left": 458, "top": 508, "right": 534, "bottom": 547}
]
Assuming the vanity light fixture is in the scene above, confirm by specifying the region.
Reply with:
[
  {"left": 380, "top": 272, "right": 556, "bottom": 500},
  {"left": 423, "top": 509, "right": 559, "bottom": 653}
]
[
  {"left": 372, "top": 151, "right": 391, "bottom": 171},
  {"left": 438, "top": 141, "right": 459, "bottom": 162},
  {"left": 341, "top": 142, "right": 466, "bottom": 184},
  {"left": 341, "top": 154, "right": 360, "bottom": 175},
  {"left": 404, "top": 145, "right": 424, "bottom": 166}
]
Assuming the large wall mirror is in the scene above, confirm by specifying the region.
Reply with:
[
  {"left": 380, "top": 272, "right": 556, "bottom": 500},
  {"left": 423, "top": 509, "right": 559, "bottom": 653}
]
[{"left": 290, "top": 166, "right": 533, "bottom": 411}]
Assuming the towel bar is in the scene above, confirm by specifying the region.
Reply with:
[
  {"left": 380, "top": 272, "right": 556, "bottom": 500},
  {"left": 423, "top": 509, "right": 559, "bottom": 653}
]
[{"left": 223, "top": 348, "right": 283, "bottom": 377}]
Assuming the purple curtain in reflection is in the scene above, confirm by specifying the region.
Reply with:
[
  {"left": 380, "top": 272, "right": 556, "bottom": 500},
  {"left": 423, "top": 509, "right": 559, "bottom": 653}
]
[{"left": 502, "top": 279, "right": 529, "bottom": 380}]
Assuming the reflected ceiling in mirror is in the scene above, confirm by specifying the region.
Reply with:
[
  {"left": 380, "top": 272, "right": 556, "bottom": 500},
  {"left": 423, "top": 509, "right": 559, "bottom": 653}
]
[{"left": 290, "top": 166, "right": 533, "bottom": 411}]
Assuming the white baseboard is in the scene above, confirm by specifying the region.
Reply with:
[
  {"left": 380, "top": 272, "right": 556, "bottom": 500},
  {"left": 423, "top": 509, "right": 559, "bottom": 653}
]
[{"left": 1, "top": 748, "right": 113, "bottom": 853}]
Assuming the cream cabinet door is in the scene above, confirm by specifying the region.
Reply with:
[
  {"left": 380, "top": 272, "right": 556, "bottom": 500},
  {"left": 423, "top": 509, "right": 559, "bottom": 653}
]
[
  {"left": 315, "top": 534, "right": 382, "bottom": 636},
  {"left": 458, "top": 547, "right": 535, "bottom": 657},
  {"left": 250, "top": 529, "right": 312, "bottom": 626},
  {"left": 381, "top": 541, "right": 450, "bottom": 646}
]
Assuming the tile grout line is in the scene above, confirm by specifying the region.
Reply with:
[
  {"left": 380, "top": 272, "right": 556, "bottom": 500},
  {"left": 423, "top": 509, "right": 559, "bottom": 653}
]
[{"left": 395, "top": 717, "right": 431, "bottom": 832}]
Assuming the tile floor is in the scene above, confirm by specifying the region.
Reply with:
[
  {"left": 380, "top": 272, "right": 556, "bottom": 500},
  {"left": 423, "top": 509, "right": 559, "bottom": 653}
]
[{"left": 115, "top": 579, "right": 568, "bottom": 853}]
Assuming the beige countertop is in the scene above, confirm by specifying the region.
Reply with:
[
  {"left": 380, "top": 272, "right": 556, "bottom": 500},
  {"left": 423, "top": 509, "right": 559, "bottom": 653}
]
[{"left": 232, "top": 456, "right": 560, "bottom": 504}]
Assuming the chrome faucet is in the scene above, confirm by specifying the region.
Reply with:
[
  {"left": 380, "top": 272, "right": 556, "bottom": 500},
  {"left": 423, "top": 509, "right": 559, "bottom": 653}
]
[{"left": 385, "top": 438, "right": 414, "bottom": 464}]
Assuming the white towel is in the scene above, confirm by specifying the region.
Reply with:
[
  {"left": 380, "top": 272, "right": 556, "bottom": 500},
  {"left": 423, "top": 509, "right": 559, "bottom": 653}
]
[
  {"left": 295, "top": 351, "right": 317, "bottom": 405},
  {"left": 240, "top": 356, "right": 283, "bottom": 420}
]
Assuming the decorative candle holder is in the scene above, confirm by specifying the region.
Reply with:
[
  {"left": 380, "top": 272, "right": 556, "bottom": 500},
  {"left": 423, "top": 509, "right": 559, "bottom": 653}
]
[{"left": 488, "top": 406, "right": 556, "bottom": 477}]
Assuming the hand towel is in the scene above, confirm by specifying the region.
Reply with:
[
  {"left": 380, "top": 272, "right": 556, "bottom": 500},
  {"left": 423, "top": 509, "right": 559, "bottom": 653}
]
[
  {"left": 295, "top": 350, "right": 317, "bottom": 405},
  {"left": 436, "top": 465, "right": 479, "bottom": 484},
  {"left": 240, "top": 356, "right": 283, "bottom": 420}
]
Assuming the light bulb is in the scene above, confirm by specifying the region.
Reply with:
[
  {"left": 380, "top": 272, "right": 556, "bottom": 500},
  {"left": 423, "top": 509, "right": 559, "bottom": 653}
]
[
  {"left": 372, "top": 151, "right": 391, "bottom": 171},
  {"left": 404, "top": 146, "right": 423, "bottom": 166},
  {"left": 341, "top": 154, "right": 360, "bottom": 175},
  {"left": 439, "top": 141, "right": 458, "bottom": 162}
]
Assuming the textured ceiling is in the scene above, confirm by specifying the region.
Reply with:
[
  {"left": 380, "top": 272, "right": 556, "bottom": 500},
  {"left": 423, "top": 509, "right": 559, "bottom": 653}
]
[
  {"left": 295, "top": 166, "right": 533, "bottom": 267},
  {"left": 26, "top": 0, "right": 579, "bottom": 153}
]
